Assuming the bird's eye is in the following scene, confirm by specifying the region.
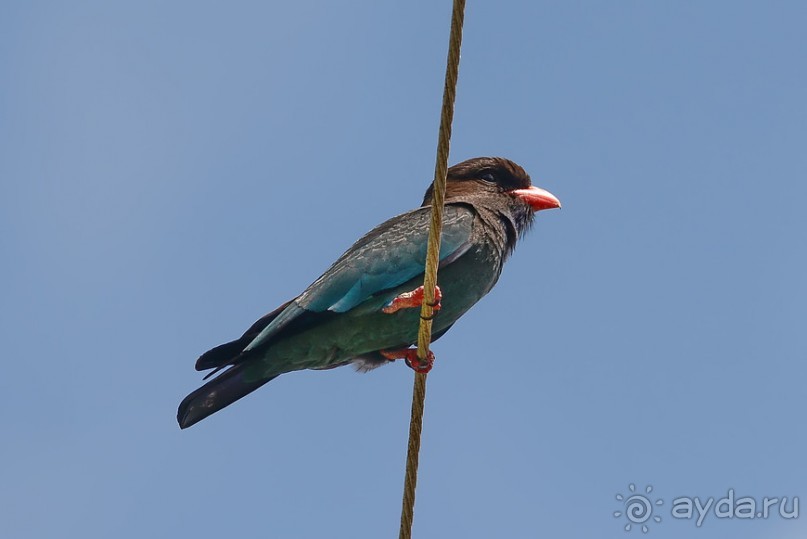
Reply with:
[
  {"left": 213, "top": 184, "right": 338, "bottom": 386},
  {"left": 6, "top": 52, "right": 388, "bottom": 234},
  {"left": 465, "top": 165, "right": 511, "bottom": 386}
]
[{"left": 480, "top": 172, "right": 496, "bottom": 183}]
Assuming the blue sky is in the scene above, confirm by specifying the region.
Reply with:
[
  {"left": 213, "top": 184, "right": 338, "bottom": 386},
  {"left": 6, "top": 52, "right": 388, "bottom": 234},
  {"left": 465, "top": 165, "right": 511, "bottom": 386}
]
[{"left": 2, "top": 2, "right": 806, "bottom": 538}]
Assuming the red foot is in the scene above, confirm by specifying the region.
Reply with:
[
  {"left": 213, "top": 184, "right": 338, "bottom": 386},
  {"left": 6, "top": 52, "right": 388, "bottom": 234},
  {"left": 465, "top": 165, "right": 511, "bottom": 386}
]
[
  {"left": 379, "top": 348, "right": 435, "bottom": 374},
  {"left": 381, "top": 285, "right": 442, "bottom": 314}
]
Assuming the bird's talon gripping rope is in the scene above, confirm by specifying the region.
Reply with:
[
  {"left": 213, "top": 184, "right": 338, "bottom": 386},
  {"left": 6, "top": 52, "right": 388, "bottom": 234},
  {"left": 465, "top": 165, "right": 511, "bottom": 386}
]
[
  {"left": 382, "top": 285, "right": 442, "bottom": 314},
  {"left": 380, "top": 348, "right": 435, "bottom": 374},
  {"left": 407, "top": 352, "right": 434, "bottom": 374}
]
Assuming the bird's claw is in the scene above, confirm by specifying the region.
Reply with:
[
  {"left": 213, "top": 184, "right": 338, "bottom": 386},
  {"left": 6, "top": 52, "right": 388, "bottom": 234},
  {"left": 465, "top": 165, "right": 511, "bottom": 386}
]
[
  {"left": 379, "top": 348, "right": 435, "bottom": 374},
  {"left": 406, "top": 351, "right": 434, "bottom": 373},
  {"left": 381, "top": 285, "right": 442, "bottom": 314}
]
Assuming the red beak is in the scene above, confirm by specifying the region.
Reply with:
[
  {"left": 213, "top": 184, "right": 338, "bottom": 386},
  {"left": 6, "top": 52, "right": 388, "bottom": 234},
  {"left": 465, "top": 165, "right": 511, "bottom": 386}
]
[{"left": 511, "top": 186, "right": 561, "bottom": 212}]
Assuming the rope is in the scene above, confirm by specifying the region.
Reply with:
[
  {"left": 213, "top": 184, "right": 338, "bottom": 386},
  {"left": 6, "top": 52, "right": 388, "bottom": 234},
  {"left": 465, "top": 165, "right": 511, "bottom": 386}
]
[{"left": 399, "top": 1, "right": 466, "bottom": 538}]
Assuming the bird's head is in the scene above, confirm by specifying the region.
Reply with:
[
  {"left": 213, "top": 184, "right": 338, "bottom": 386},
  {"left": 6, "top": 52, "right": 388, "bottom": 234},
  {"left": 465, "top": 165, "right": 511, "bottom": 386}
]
[
  {"left": 421, "top": 157, "right": 560, "bottom": 256},
  {"left": 423, "top": 156, "right": 560, "bottom": 217}
]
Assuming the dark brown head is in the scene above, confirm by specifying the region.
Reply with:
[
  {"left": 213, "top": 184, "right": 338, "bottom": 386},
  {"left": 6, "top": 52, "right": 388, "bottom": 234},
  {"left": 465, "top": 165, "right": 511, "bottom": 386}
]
[
  {"left": 422, "top": 157, "right": 560, "bottom": 211},
  {"left": 421, "top": 156, "right": 560, "bottom": 256}
]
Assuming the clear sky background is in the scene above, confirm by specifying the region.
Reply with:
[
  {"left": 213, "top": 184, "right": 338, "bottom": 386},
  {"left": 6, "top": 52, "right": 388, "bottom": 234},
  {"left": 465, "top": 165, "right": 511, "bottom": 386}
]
[{"left": 2, "top": 2, "right": 806, "bottom": 538}]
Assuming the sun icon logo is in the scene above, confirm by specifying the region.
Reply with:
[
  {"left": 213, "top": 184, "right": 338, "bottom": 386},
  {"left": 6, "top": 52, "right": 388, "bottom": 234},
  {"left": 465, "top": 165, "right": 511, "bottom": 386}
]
[{"left": 614, "top": 483, "right": 663, "bottom": 533}]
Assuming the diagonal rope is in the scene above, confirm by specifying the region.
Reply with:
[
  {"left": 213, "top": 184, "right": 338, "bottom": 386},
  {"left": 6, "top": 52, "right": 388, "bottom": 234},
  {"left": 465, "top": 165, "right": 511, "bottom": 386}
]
[{"left": 399, "top": 1, "right": 466, "bottom": 538}]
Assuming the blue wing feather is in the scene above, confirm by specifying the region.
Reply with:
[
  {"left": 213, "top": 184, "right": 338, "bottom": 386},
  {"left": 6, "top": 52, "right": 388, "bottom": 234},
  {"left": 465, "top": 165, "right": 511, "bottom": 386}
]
[{"left": 243, "top": 204, "right": 475, "bottom": 352}]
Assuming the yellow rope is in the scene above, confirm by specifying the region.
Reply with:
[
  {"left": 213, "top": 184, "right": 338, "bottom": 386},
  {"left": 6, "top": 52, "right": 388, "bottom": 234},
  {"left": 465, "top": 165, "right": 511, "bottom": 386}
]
[{"left": 399, "top": 1, "right": 466, "bottom": 538}]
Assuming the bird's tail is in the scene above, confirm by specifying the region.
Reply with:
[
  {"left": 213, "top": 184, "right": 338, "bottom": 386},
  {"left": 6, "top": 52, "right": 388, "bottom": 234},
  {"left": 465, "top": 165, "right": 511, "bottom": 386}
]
[
  {"left": 178, "top": 301, "right": 295, "bottom": 429},
  {"left": 177, "top": 363, "right": 278, "bottom": 429}
]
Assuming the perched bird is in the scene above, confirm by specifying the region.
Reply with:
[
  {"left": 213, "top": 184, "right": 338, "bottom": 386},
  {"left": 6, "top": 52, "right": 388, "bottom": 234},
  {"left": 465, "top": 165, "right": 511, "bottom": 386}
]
[{"left": 178, "top": 157, "right": 560, "bottom": 429}]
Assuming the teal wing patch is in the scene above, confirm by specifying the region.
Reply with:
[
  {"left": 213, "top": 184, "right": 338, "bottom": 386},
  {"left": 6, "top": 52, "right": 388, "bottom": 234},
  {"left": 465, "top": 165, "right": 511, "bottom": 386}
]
[{"left": 244, "top": 204, "right": 475, "bottom": 351}]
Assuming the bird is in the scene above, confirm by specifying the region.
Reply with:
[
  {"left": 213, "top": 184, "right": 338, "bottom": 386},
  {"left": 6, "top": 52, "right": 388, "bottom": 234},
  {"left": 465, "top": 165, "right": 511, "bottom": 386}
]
[{"left": 177, "top": 157, "right": 560, "bottom": 429}]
